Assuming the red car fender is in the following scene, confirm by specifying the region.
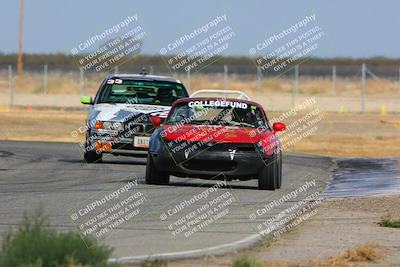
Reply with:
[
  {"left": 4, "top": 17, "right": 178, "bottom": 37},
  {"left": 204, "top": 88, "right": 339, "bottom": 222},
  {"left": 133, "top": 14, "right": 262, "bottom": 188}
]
[{"left": 255, "top": 130, "right": 276, "bottom": 157}]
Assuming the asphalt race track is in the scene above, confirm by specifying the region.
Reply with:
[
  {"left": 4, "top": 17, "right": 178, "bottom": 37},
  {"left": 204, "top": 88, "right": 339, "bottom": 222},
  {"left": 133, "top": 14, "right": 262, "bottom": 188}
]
[{"left": 0, "top": 141, "right": 333, "bottom": 261}]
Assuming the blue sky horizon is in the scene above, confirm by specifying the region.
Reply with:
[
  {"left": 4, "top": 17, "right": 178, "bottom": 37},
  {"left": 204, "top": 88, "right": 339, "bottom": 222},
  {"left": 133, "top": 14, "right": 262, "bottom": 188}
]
[{"left": 1, "top": 0, "right": 399, "bottom": 58}]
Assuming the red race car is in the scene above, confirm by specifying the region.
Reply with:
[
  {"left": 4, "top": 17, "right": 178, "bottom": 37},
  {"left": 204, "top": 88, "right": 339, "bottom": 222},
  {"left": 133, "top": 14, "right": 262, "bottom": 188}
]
[{"left": 146, "top": 90, "right": 286, "bottom": 190}]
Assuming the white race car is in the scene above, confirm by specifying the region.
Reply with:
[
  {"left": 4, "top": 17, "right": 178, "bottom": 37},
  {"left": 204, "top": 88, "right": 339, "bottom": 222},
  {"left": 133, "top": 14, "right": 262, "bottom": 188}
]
[{"left": 80, "top": 73, "right": 189, "bottom": 163}]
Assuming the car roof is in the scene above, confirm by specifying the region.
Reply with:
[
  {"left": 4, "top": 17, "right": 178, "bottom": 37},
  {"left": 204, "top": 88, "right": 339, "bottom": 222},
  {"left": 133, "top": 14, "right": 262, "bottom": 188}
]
[
  {"left": 107, "top": 74, "right": 182, "bottom": 84},
  {"left": 174, "top": 97, "right": 263, "bottom": 108}
]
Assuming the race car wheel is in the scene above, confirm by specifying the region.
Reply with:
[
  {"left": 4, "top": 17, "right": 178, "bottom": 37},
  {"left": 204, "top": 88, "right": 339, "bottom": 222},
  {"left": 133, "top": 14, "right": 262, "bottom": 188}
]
[
  {"left": 84, "top": 150, "right": 102, "bottom": 163},
  {"left": 145, "top": 153, "right": 170, "bottom": 185},
  {"left": 258, "top": 154, "right": 277, "bottom": 190},
  {"left": 276, "top": 153, "right": 282, "bottom": 189}
]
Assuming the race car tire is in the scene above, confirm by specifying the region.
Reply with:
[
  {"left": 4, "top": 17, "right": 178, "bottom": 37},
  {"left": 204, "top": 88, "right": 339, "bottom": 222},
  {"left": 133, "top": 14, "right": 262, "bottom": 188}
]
[
  {"left": 277, "top": 153, "right": 282, "bottom": 189},
  {"left": 145, "top": 153, "right": 170, "bottom": 185},
  {"left": 84, "top": 150, "right": 102, "bottom": 163},
  {"left": 258, "top": 154, "right": 277, "bottom": 190}
]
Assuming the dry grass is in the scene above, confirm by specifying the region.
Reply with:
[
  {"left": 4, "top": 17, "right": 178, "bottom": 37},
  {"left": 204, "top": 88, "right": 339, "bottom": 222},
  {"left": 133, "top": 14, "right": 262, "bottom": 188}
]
[
  {"left": 1, "top": 107, "right": 400, "bottom": 157},
  {"left": 177, "top": 74, "right": 400, "bottom": 98},
  {"left": 162, "top": 243, "right": 384, "bottom": 267},
  {"left": 381, "top": 119, "right": 400, "bottom": 126},
  {"left": 3, "top": 72, "right": 400, "bottom": 97},
  {"left": 274, "top": 112, "right": 400, "bottom": 157},
  {"left": 7, "top": 72, "right": 104, "bottom": 95},
  {"left": 261, "top": 243, "right": 384, "bottom": 267},
  {"left": 308, "top": 242, "right": 384, "bottom": 266},
  {"left": 0, "top": 108, "right": 86, "bottom": 143},
  {"left": 261, "top": 262, "right": 299, "bottom": 267}
]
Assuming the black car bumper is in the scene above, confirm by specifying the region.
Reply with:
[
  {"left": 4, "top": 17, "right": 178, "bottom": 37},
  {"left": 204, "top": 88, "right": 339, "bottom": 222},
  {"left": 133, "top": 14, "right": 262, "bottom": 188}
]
[{"left": 152, "top": 142, "right": 270, "bottom": 180}]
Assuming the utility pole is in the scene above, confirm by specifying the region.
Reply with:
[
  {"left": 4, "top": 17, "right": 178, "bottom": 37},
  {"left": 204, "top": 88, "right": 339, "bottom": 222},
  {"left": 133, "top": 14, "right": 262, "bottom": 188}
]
[
  {"left": 17, "top": 0, "right": 25, "bottom": 74},
  {"left": 361, "top": 63, "right": 366, "bottom": 113},
  {"left": 8, "top": 65, "right": 14, "bottom": 107}
]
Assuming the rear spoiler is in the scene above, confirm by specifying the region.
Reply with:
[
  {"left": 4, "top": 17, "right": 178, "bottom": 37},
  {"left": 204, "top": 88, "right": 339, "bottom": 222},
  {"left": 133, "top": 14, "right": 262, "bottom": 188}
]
[{"left": 190, "top": 89, "right": 250, "bottom": 100}]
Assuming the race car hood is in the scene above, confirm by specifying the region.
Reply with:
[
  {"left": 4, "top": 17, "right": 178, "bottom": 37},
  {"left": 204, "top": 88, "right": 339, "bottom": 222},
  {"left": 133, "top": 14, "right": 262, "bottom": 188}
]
[
  {"left": 162, "top": 124, "right": 275, "bottom": 144},
  {"left": 88, "top": 103, "right": 171, "bottom": 125}
]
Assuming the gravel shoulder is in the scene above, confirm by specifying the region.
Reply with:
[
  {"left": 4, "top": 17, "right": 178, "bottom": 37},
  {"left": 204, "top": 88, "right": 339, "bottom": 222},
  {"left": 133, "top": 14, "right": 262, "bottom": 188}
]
[{"left": 155, "top": 195, "right": 400, "bottom": 267}]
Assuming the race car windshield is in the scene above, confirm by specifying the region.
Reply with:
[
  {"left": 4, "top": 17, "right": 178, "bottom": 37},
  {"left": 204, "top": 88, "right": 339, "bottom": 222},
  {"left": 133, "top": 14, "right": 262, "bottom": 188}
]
[
  {"left": 166, "top": 100, "right": 265, "bottom": 128},
  {"left": 97, "top": 79, "right": 186, "bottom": 106}
]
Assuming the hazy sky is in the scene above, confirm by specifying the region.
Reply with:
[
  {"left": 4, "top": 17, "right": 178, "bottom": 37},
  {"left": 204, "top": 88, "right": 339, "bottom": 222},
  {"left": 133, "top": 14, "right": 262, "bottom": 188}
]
[{"left": 1, "top": 0, "right": 399, "bottom": 58}]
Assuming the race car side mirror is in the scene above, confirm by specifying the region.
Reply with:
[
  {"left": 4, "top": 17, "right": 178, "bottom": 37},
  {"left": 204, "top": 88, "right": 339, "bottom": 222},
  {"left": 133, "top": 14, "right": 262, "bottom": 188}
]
[
  {"left": 150, "top": 116, "right": 163, "bottom": 127},
  {"left": 273, "top": 122, "right": 286, "bottom": 132},
  {"left": 80, "top": 96, "right": 93, "bottom": 105}
]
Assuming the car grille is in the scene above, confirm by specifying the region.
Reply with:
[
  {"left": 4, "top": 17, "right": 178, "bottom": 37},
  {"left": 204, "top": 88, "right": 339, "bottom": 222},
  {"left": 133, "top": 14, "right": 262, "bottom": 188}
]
[
  {"left": 122, "top": 113, "right": 156, "bottom": 137},
  {"left": 183, "top": 159, "right": 237, "bottom": 171},
  {"left": 208, "top": 143, "right": 255, "bottom": 152},
  {"left": 165, "top": 141, "right": 255, "bottom": 154},
  {"left": 123, "top": 123, "right": 156, "bottom": 138}
]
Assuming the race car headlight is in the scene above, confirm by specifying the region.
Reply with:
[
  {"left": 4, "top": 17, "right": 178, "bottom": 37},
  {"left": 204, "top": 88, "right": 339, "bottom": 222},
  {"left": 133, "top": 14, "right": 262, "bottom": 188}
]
[
  {"left": 112, "top": 122, "right": 123, "bottom": 131},
  {"left": 95, "top": 121, "right": 124, "bottom": 131},
  {"left": 101, "top": 121, "right": 123, "bottom": 131},
  {"left": 102, "top": 121, "right": 112, "bottom": 130}
]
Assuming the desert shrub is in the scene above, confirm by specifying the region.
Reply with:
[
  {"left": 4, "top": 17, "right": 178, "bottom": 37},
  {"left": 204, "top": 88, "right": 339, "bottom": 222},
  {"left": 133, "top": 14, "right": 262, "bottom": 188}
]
[{"left": 0, "top": 208, "right": 115, "bottom": 267}]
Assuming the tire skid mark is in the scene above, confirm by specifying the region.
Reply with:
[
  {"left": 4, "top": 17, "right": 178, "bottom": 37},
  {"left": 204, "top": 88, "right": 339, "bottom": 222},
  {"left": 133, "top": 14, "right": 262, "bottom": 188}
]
[{"left": 325, "top": 157, "right": 400, "bottom": 198}]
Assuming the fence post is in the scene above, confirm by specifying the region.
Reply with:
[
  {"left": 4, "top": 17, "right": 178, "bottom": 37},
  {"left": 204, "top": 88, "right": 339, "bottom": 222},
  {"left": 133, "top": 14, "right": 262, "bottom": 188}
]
[
  {"left": 149, "top": 65, "right": 153, "bottom": 75},
  {"left": 79, "top": 67, "right": 85, "bottom": 95},
  {"left": 114, "top": 65, "right": 119, "bottom": 74},
  {"left": 332, "top": 65, "right": 336, "bottom": 95},
  {"left": 398, "top": 67, "right": 400, "bottom": 95},
  {"left": 291, "top": 79, "right": 295, "bottom": 107},
  {"left": 43, "top": 64, "right": 48, "bottom": 94},
  {"left": 256, "top": 66, "right": 261, "bottom": 94},
  {"left": 224, "top": 64, "right": 228, "bottom": 89},
  {"left": 291, "top": 65, "right": 299, "bottom": 107},
  {"left": 186, "top": 68, "right": 191, "bottom": 92},
  {"left": 8, "top": 65, "right": 14, "bottom": 108},
  {"left": 294, "top": 65, "right": 299, "bottom": 95},
  {"left": 361, "top": 63, "right": 366, "bottom": 113}
]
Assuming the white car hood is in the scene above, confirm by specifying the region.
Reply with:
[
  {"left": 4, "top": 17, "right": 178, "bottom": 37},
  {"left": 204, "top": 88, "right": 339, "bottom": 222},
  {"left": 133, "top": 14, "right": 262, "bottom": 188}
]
[{"left": 88, "top": 103, "right": 171, "bottom": 124}]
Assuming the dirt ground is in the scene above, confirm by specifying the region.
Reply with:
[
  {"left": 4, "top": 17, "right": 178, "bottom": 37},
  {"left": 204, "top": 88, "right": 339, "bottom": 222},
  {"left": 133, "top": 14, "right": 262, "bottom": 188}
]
[
  {"left": 141, "top": 196, "right": 400, "bottom": 267},
  {"left": 0, "top": 106, "right": 399, "bottom": 157}
]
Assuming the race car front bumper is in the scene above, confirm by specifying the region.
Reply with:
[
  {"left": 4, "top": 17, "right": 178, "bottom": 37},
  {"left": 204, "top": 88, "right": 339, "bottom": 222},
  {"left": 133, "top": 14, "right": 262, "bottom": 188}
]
[
  {"left": 152, "top": 142, "right": 270, "bottom": 180},
  {"left": 86, "top": 128, "right": 153, "bottom": 155}
]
